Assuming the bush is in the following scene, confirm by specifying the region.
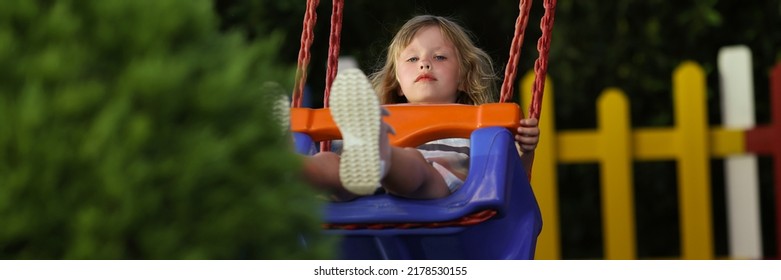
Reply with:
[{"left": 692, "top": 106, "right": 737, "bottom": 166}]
[{"left": 0, "top": 0, "right": 332, "bottom": 259}]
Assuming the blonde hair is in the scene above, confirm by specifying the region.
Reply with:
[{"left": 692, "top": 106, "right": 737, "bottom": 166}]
[{"left": 370, "top": 15, "right": 498, "bottom": 105}]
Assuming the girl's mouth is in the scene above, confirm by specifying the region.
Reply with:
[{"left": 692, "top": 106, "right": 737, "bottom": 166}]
[{"left": 415, "top": 74, "right": 436, "bottom": 82}]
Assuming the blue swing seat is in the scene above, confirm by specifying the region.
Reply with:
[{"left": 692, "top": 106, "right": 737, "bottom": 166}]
[{"left": 292, "top": 104, "right": 543, "bottom": 259}]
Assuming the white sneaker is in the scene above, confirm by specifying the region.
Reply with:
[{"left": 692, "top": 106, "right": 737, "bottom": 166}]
[
  {"left": 265, "top": 82, "right": 290, "bottom": 135},
  {"left": 330, "top": 69, "right": 391, "bottom": 196}
]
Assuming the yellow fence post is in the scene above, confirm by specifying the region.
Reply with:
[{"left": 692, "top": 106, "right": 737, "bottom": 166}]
[
  {"left": 521, "top": 72, "right": 560, "bottom": 260},
  {"left": 522, "top": 61, "right": 730, "bottom": 259},
  {"left": 673, "top": 62, "right": 714, "bottom": 259},
  {"left": 597, "top": 89, "right": 636, "bottom": 259}
]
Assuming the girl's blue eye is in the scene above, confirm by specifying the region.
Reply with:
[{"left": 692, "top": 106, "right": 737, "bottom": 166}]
[{"left": 434, "top": 55, "right": 446, "bottom": 61}]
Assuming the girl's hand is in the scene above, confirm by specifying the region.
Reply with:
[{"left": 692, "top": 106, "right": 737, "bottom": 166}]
[{"left": 515, "top": 118, "right": 540, "bottom": 153}]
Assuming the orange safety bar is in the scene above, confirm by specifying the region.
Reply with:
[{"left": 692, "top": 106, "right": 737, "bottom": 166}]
[{"left": 291, "top": 103, "right": 521, "bottom": 147}]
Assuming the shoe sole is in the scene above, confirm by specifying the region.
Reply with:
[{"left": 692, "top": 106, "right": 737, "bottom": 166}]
[
  {"left": 265, "top": 82, "right": 290, "bottom": 134},
  {"left": 330, "top": 69, "right": 382, "bottom": 196}
]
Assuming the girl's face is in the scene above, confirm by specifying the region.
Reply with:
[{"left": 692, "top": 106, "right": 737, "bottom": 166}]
[{"left": 395, "top": 25, "right": 461, "bottom": 104}]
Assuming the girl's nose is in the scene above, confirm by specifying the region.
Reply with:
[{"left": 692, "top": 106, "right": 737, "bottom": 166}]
[{"left": 419, "top": 63, "right": 431, "bottom": 70}]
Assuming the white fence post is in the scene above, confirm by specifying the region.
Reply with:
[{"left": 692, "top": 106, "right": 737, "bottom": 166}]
[{"left": 717, "top": 45, "right": 763, "bottom": 259}]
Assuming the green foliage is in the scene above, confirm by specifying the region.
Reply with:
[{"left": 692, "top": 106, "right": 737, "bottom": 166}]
[{"left": 0, "top": 0, "right": 332, "bottom": 259}]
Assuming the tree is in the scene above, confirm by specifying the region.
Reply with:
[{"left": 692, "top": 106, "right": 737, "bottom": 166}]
[{"left": 0, "top": 0, "right": 331, "bottom": 259}]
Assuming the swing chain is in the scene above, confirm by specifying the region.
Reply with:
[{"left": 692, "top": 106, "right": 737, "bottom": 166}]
[
  {"left": 499, "top": 0, "right": 533, "bottom": 105},
  {"left": 293, "top": 0, "right": 320, "bottom": 108},
  {"left": 530, "top": 0, "right": 557, "bottom": 120}
]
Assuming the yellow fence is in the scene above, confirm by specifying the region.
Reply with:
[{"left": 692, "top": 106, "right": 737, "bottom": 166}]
[{"left": 521, "top": 62, "right": 746, "bottom": 260}]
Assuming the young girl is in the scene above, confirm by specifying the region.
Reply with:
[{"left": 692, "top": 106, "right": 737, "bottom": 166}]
[{"left": 302, "top": 15, "right": 539, "bottom": 201}]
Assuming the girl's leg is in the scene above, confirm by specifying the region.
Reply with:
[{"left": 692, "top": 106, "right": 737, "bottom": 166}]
[
  {"left": 381, "top": 147, "right": 451, "bottom": 199},
  {"left": 302, "top": 146, "right": 450, "bottom": 200},
  {"left": 302, "top": 152, "right": 359, "bottom": 201}
]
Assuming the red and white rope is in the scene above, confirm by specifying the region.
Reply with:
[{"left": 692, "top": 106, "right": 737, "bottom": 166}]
[
  {"left": 499, "top": 0, "right": 533, "bottom": 105},
  {"left": 321, "top": 0, "right": 344, "bottom": 152},
  {"left": 530, "top": 0, "right": 557, "bottom": 120},
  {"left": 292, "top": 0, "right": 320, "bottom": 108}
]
